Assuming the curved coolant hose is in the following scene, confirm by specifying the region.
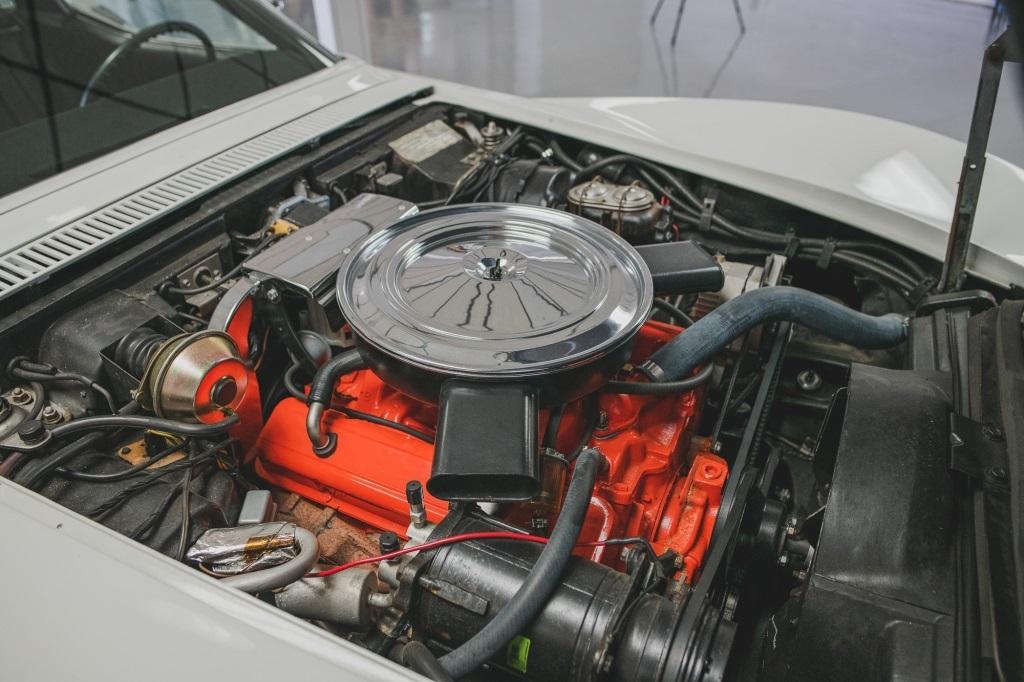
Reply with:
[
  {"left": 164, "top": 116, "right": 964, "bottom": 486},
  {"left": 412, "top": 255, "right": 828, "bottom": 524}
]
[
  {"left": 304, "top": 349, "right": 366, "bottom": 456},
  {"left": 219, "top": 527, "right": 320, "bottom": 593},
  {"left": 438, "top": 448, "right": 603, "bottom": 679},
  {"left": 638, "top": 286, "right": 909, "bottom": 383}
]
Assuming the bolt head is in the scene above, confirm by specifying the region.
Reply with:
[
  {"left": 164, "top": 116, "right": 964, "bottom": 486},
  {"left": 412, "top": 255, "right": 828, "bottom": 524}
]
[
  {"left": 987, "top": 467, "right": 1008, "bottom": 482},
  {"left": 982, "top": 424, "right": 1004, "bottom": 442},
  {"left": 796, "top": 369, "right": 823, "bottom": 392},
  {"left": 265, "top": 288, "right": 281, "bottom": 303},
  {"left": 378, "top": 531, "right": 400, "bottom": 554},
  {"left": 17, "top": 419, "right": 46, "bottom": 444}
]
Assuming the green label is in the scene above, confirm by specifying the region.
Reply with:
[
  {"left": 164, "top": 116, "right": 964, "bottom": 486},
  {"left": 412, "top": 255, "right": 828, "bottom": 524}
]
[{"left": 506, "top": 635, "right": 531, "bottom": 674}]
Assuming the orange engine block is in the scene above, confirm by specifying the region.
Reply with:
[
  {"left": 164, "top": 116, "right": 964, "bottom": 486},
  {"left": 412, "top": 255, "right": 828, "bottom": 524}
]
[{"left": 253, "top": 321, "right": 726, "bottom": 582}]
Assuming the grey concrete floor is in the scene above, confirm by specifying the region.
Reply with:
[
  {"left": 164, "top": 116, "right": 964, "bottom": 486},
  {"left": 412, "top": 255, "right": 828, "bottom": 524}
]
[{"left": 289, "top": 0, "right": 1024, "bottom": 166}]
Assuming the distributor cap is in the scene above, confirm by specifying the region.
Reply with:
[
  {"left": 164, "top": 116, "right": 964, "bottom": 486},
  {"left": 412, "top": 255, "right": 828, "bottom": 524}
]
[{"left": 336, "top": 203, "right": 653, "bottom": 379}]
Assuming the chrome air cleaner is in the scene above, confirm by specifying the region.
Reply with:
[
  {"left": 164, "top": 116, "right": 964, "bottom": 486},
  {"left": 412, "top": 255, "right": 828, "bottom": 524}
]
[
  {"left": 336, "top": 203, "right": 652, "bottom": 401},
  {"left": 336, "top": 203, "right": 652, "bottom": 502}
]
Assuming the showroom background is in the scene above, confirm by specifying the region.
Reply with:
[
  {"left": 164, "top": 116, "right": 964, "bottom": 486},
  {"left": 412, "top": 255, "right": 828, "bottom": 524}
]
[{"left": 276, "top": 0, "right": 1024, "bottom": 166}]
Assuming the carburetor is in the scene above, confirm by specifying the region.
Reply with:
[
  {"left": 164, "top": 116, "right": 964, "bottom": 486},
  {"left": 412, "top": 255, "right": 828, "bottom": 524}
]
[{"left": 567, "top": 177, "right": 670, "bottom": 242}]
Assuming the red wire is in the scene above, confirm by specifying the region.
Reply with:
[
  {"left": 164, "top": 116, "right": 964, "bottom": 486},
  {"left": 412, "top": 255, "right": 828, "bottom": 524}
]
[{"left": 305, "top": 531, "right": 620, "bottom": 578}]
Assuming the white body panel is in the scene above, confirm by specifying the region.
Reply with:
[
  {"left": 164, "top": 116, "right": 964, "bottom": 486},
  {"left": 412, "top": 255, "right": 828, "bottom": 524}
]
[{"left": 0, "top": 480, "right": 418, "bottom": 681}]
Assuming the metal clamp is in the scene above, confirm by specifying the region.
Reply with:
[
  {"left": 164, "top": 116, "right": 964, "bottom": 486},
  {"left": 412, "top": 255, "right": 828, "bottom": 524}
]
[
  {"left": 949, "top": 413, "right": 1009, "bottom": 483},
  {"left": 698, "top": 190, "right": 718, "bottom": 232}
]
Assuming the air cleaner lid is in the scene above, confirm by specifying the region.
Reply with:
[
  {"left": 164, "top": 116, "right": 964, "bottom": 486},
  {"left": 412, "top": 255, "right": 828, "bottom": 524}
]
[{"left": 336, "top": 204, "right": 653, "bottom": 378}]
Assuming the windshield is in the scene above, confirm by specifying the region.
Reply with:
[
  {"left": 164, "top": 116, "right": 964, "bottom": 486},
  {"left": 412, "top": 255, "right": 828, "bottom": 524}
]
[{"left": 0, "top": 0, "right": 334, "bottom": 197}]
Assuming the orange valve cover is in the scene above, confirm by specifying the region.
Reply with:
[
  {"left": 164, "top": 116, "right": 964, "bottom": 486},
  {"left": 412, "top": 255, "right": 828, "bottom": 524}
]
[{"left": 251, "top": 320, "right": 726, "bottom": 578}]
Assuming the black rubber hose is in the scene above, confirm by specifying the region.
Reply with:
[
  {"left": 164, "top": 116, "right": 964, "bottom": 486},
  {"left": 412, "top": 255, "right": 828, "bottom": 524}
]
[
  {"left": 400, "top": 642, "right": 455, "bottom": 682},
  {"left": 708, "top": 236, "right": 919, "bottom": 299},
  {"left": 605, "top": 363, "right": 714, "bottom": 395},
  {"left": 287, "top": 360, "right": 433, "bottom": 445},
  {"left": 523, "top": 140, "right": 554, "bottom": 164},
  {"left": 547, "top": 139, "right": 582, "bottom": 171},
  {"left": 577, "top": 153, "right": 930, "bottom": 284},
  {"left": 283, "top": 363, "right": 308, "bottom": 401},
  {"left": 652, "top": 297, "right": 694, "bottom": 327},
  {"left": 55, "top": 439, "right": 184, "bottom": 482},
  {"left": 26, "top": 381, "right": 46, "bottom": 420},
  {"left": 306, "top": 349, "right": 365, "bottom": 405},
  {"left": 10, "top": 366, "right": 117, "bottom": 413},
  {"left": 542, "top": 404, "right": 565, "bottom": 450},
  {"left": 639, "top": 286, "right": 908, "bottom": 383},
  {"left": 48, "top": 411, "right": 238, "bottom": 440},
  {"left": 16, "top": 400, "right": 141, "bottom": 490},
  {"left": 438, "top": 448, "right": 603, "bottom": 678},
  {"left": 305, "top": 349, "right": 366, "bottom": 456},
  {"left": 568, "top": 393, "right": 600, "bottom": 461}
]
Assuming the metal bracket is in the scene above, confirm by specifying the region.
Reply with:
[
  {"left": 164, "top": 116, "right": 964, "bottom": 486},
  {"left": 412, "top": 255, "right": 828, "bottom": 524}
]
[
  {"left": 948, "top": 413, "right": 1009, "bottom": 481},
  {"left": 698, "top": 190, "right": 718, "bottom": 232},
  {"left": 257, "top": 283, "right": 318, "bottom": 375},
  {"left": 417, "top": 576, "right": 490, "bottom": 615},
  {"left": 815, "top": 237, "right": 837, "bottom": 270},
  {"left": 915, "top": 289, "right": 998, "bottom": 317},
  {"left": 938, "top": 30, "right": 1022, "bottom": 292}
]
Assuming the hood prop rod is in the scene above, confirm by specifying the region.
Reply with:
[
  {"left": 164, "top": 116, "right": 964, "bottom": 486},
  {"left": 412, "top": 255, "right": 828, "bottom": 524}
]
[{"left": 938, "top": 29, "right": 1021, "bottom": 293}]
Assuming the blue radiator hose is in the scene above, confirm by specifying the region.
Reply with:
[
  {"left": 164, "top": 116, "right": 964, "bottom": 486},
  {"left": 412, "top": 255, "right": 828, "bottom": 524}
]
[{"left": 638, "top": 286, "right": 909, "bottom": 382}]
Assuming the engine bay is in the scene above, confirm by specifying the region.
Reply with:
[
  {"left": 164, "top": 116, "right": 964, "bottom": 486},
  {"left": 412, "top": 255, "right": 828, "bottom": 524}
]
[{"left": 1, "top": 101, "right": 1020, "bottom": 681}]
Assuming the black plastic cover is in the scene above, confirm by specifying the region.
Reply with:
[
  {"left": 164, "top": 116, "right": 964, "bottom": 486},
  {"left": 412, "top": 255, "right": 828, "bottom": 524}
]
[
  {"left": 766, "top": 364, "right": 957, "bottom": 681},
  {"left": 965, "top": 301, "right": 1024, "bottom": 675},
  {"left": 633, "top": 241, "right": 724, "bottom": 294},
  {"left": 428, "top": 380, "right": 540, "bottom": 502},
  {"left": 492, "top": 159, "right": 572, "bottom": 207}
]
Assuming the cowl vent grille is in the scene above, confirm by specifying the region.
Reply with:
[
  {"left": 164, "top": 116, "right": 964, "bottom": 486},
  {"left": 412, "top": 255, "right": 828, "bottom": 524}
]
[{"left": 0, "top": 98, "right": 359, "bottom": 301}]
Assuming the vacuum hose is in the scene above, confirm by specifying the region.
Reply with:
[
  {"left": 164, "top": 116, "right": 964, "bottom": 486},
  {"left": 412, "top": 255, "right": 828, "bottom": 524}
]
[
  {"left": 397, "top": 642, "right": 455, "bottom": 682},
  {"left": 304, "top": 349, "right": 366, "bottom": 456},
  {"left": 438, "top": 448, "right": 603, "bottom": 678},
  {"left": 638, "top": 286, "right": 909, "bottom": 382}
]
